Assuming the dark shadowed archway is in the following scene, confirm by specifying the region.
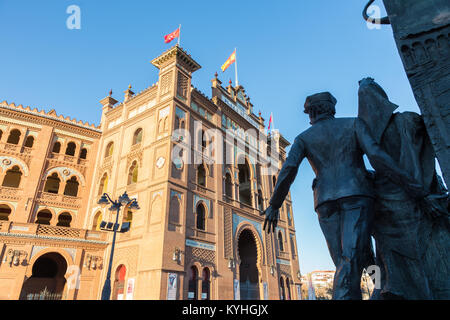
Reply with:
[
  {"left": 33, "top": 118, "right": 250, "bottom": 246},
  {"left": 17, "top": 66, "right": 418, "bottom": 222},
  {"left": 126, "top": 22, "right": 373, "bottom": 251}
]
[
  {"left": 238, "top": 229, "right": 260, "bottom": 300},
  {"left": 19, "top": 252, "right": 67, "bottom": 300}
]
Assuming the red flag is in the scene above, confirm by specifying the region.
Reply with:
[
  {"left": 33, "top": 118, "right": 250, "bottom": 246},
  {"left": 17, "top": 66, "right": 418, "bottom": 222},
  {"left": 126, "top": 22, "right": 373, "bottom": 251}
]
[
  {"left": 268, "top": 113, "right": 273, "bottom": 131},
  {"left": 164, "top": 27, "right": 180, "bottom": 44}
]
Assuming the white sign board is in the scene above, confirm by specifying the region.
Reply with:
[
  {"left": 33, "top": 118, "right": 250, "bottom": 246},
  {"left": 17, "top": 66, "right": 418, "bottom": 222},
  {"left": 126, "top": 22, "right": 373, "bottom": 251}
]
[
  {"left": 126, "top": 278, "right": 135, "bottom": 300},
  {"left": 234, "top": 279, "right": 240, "bottom": 300},
  {"left": 263, "top": 282, "right": 268, "bottom": 300},
  {"left": 167, "top": 273, "right": 178, "bottom": 300}
]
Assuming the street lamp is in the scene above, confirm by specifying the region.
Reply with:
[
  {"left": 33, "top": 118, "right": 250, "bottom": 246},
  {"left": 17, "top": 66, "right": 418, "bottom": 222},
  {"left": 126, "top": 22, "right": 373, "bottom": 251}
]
[{"left": 98, "top": 191, "right": 140, "bottom": 300}]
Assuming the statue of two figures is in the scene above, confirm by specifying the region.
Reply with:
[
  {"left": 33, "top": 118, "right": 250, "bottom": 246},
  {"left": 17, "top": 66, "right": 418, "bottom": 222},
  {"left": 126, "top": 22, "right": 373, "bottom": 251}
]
[{"left": 263, "top": 78, "right": 450, "bottom": 300}]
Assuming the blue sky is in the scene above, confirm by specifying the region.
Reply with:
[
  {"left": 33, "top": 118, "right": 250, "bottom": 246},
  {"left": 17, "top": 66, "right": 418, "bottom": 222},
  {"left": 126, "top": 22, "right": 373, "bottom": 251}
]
[{"left": 0, "top": 1, "right": 421, "bottom": 274}]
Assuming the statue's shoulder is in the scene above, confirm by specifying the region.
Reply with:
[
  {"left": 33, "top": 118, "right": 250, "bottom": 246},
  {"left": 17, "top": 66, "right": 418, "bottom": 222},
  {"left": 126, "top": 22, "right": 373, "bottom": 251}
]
[
  {"left": 394, "top": 111, "right": 424, "bottom": 128},
  {"left": 336, "top": 117, "right": 359, "bottom": 127},
  {"left": 395, "top": 111, "right": 422, "bottom": 121}
]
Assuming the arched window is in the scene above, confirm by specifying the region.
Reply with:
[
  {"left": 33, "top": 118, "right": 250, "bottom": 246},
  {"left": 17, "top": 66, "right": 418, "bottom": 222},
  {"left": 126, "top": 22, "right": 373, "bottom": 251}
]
[
  {"left": 7, "top": 129, "right": 21, "bottom": 145},
  {"left": 52, "top": 142, "right": 61, "bottom": 153},
  {"left": 225, "top": 173, "right": 233, "bottom": 198},
  {"left": 132, "top": 128, "right": 143, "bottom": 145},
  {"left": 128, "top": 161, "right": 138, "bottom": 185},
  {"left": 57, "top": 212, "right": 72, "bottom": 228},
  {"left": 287, "top": 204, "right": 292, "bottom": 226},
  {"left": 98, "top": 173, "right": 108, "bottom": 196},
  {"left": 196, "top": 203, "right": 206, "bottom": 231},
  {"left": 197, "top": 164, "right": 206, "bottom": 187},
  {"left": 63, "top": 176, "right": 79, "bottom": 197},
  {"left": 79, "top": 148, "right": 87, "bottom": 159},
  {"left": 65, "top": 142, "right": 76, "bottom": 156},
  {"left": 0, "top": 129, "right": 3, "bottom": 140},
  {"left": 2, "top": 166, "right": 22, "bottom": 188},
  {"left": 92, "top": 212, "right": 102, "bottom": 231},
  {"left": 238, "top": 160, "right": 252, "bottom": 206},
  {"left": 44, "top": 173, "right": 60, "bottom": 194},
  {"left": 113, "top": 265, "right": 127, "bottom": 300},
  {"left": 290, "top": 235, "right": 296, "bottom": 259},
  {"left": 188, "top": 266, "right": 198, "bottom": 300},
  {"left": 105, "top": 142, "right": 114, "bottom": 158},
  {"left": 278, "top": 231, "right": 284, "bottom": 252},
  {"left": 36, "top": 210, "right": 52, "bottom": 225},
  {"left": 0, "top": 204, "right": 12, "bottom": 221},
  {"left": 285, "top": 278, "right": 291, "bottom": 300},
  {"left": 24, "top": 136, "right": 34, "bottom": 148},
  {"left": 202, "top": 268, "right": 211, "bottom": 300},
  {"left": 280, "top": 277, "right": 286, "bottom": 300},
  {"left": 169, "top": 195, "right": 181, "bottom": 225},
  {"left": 272, "top": 176, "right": 277, "bottom": 189},
  {"left": 201, "top": 130, "right": 207, "bottom": 148}
]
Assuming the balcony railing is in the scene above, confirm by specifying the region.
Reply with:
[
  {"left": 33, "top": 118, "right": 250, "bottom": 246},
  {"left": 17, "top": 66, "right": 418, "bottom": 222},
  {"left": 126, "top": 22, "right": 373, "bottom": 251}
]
[
  {"left": 1, "top": 221, "right": 107, "bottom": 242},
  {"left": 278, "top": 251, "right": 290, "bottom": 260},
  {"left": 48, "top": 153, "right": 87, "bottom": 167},
  {"left": 0, "top": 186, "right": 23, "bottom": 201},
  {"left": 2, "top": 142, "right": 19, "bottom": 153},
  {"left": 37, "top": 192, "right": 82, "bottom": 208}
]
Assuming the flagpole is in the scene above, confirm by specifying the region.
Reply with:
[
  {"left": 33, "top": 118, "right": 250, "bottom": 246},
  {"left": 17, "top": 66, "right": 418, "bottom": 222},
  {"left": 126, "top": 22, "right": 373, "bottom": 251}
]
[
  {"left": 234, "top": 48, "right": 239, "bottom": 87},
  {"left": 178, "top": 24, "right": 181, "bottom": 46}
]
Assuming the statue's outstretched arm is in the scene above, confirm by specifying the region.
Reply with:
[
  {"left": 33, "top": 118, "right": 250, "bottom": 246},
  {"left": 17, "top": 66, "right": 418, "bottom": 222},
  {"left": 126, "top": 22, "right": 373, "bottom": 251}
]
[{"left": 262, "top": 136, "right": 305, "bottom": 233}]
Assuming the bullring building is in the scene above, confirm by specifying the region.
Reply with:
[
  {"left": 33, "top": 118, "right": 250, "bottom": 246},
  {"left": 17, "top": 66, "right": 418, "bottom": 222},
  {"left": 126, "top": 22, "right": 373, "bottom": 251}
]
[{"left": 0, "top": 46, "right": 301, "bottom": 300}]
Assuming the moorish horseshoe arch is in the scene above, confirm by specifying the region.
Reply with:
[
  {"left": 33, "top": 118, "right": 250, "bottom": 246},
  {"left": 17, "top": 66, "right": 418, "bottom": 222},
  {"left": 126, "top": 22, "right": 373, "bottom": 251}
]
[
  {"left": 44, "top": 167, "right": 86, "bottom": 186},
  {"left": 233, "top": 222, "right": 264, "bottom": 281},
  {"left": 25, "top": 248, "right": 74, "bottom": 279},
  {"left": 0, "top": 156, "right": 30, "bottom": 177}
]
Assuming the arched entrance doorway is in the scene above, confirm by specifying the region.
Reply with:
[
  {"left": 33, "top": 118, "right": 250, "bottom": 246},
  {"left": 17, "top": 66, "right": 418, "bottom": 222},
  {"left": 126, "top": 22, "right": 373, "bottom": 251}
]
[
  {"left": 238, "top": 229, "right": 260, "bottom": 300},
  {"left": 20, "top": 252, "right": 67, "bottom": 300},
  {"left": 112, "top": 264, "right": 126, "bottom": 300}
]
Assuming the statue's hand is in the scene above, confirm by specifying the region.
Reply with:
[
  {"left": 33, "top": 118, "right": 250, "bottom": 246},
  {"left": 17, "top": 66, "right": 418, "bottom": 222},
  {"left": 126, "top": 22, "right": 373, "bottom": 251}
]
[
  {"left": 260, "top": 205, "right": 280, "bottom": 233},
  {"left": 420, "top": 193, "right": 449, "bottom": 219}
]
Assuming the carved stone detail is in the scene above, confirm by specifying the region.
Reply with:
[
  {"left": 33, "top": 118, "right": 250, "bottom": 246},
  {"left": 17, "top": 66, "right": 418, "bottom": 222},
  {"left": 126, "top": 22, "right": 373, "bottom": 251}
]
[
  {"left": 224, "top": 207, "right": 232, "bottom": 258},
  {"left": 160, "top": 71, "right": 173, "bottom": 97}
]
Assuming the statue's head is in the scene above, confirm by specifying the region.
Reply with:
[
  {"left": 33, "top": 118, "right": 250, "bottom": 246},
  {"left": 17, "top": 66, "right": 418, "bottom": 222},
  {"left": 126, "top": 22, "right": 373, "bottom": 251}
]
[
  {"left": 304, "top": 92, "right": 337, "bottom": 124},
  {"left": 358, "top": 77, "right": 389, "bottom": 100},
  {"left": 358, "top": 77, "right": 399, "bottom": 144}
]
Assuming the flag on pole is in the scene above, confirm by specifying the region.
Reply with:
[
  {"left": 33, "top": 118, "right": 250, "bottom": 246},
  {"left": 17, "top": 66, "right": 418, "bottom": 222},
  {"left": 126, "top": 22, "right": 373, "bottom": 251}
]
[
  {"left": 268, "top": 113, "right": 273, "bottom": 131},
  {"left": 221, "top": 49, "right": 236, "bottom": 72},
  {"left": 164, "top": 27, "right": 180, "bottom": 44}
]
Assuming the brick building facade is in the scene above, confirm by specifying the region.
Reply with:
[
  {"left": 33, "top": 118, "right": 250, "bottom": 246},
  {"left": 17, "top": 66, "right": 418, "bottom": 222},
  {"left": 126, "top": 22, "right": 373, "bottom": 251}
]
[{"left": 0, "top": 46, "right": 301, "bottom": 300}]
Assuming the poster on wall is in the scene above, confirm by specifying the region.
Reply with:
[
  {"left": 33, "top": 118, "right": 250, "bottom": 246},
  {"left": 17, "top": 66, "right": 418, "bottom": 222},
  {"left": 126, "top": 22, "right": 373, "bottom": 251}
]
[
  {"left": 263, "top": 282, "right": 268, "bottom": 300},
  {"left": 167, "top": 273, "right": 178, "bottom": 300},
  {"left": 126, "top": 278, "right": 135, "bottom": 300},
  {"left": 233, "top": 279, "right": 240, "bottom": 300}
]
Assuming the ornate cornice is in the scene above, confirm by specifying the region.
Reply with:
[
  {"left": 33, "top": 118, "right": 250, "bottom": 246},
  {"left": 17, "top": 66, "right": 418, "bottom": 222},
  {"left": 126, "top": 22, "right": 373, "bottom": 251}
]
[
  {"left": 0, "top": 232, "right": 108, "bottom": 246},
  {"left": 0, "top": 103, "right": 101, "bottom": 136},
  {"left": 151, "top": 45, "right": 201, "bottom": 73}
]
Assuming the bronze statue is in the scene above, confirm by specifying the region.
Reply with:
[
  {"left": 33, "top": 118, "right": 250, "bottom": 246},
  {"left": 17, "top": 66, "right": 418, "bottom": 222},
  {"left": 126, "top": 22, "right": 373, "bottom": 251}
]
[
  {"left": 358, "top": 77, "right": 450, "bottom": 300},
  {"left": 262, "top": 92, "right": 426, "bottom": 300},
  {"left": 363, "top": 0, "right": 450, "bottom": 190}
]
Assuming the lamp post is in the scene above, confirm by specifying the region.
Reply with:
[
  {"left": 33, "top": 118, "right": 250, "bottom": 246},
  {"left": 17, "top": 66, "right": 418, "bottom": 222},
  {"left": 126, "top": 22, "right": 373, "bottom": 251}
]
[{"left": 97, "top": 191, "right": 140, "bottom": 300}]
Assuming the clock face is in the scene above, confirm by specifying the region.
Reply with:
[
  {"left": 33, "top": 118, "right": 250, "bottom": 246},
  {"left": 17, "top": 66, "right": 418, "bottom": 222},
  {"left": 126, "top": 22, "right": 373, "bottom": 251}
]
[{"left": 156, "top": 157, "right": 166, "bottom": 169}]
